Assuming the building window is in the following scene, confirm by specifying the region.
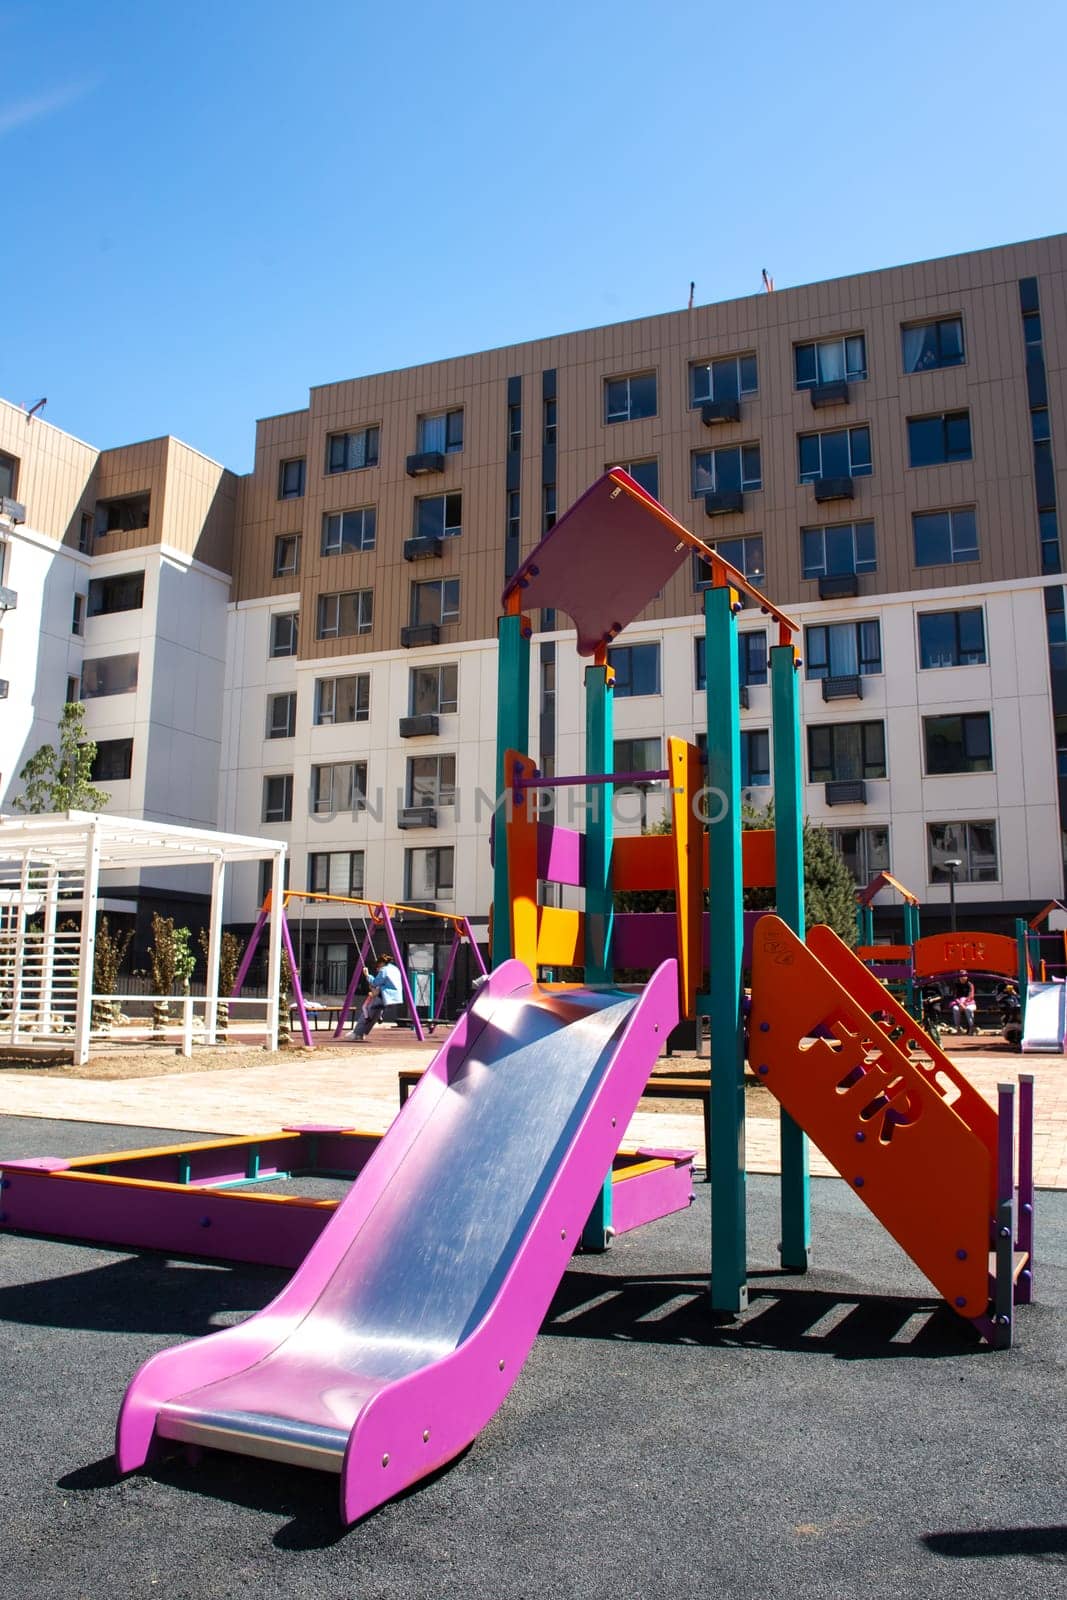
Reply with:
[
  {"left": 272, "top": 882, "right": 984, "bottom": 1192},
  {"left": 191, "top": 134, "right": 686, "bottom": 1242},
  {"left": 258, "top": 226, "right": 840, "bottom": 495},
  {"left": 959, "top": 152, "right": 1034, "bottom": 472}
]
[
  {"left": 278, "top": 458, "right": 306, "bottom": 499},
  {"left": 507, "top": 402, "right": 522, "bottom": 453},
  {"left": 801, "top": 520, "right": 877, "bottom": 579},
  {"left": 322, "top": 507, "right": 376, "bottom": 555},
  {"left": 1039, "top": 510, "right": 1060, "bottom": 575},
  {"left": 795, "top": 335, "right": 867, "bottom": 388},
  {"left": 0, "top": 450, "right": 18, "bottom": 499},
  {"left": 308, "top": 850, "right": 365, "bottom": 897},
  {"left": 689, "top": 353, "right": 757, "bottom": 407},
  {"left": 808, "top": 721, "right": 886, "bottom": 782},
  {"left": 928, "top": 821, "right": 998, "bottom": 883},
  {"left": 314, "top": 673, "right": 369, "bottom": 725},
  {"left": 607, "top": 641, "right": 660, "bottom": 698},
  {"left": 506, "top": 489, "right": 521, "bottom": 547},
  {"left": 66, "top": 675, "right": 80, "bottom": 703},
  {"left": 78, "top": 512, "right": 93, "bottom": 553},
  {"left": 543, "top": 397, "right": 557, "bottom": 444},
  {"left": 95, "top": 492, "right": 151, "bottom": 535},
  {"left": 326, "top": 426, "right": 380, "bottom": 475},
  {"left": 742, "top": 729, "right": 771, "bottom": 787},
  {"left": 691, "top": 443, "right": 762, "bottom": 496},
  {"left": 410, "top": 662, "right": 458, "bottom": 716},
  {"left": 405, "top": 845, "right": 455, "bottom": 900},
  {"left": 417, "top": 409, "right": 463, "bottom": 454},
  {"left": 804, "top": 621, "right": 882, "bottom": 680},
  {"left": 72, "top": 594, "right": 85, "bottom": 636},
  {"left": 270, "top": 611, "right": 299, "bottom": 657},
  {"left": 604, "top": 371, "right": 657, "bottom": 423},
  {"left": 613, "top": 737, "right": 662, "bottom": 790},
  {"left": 610, "top": 459, "right": 659, "bottom": 498},
  {"left": 902, "top": 317, "right": 964, "bottom": 373},
  {"left": 316, "top": 589, "right": 373, "bottom": 639},
  {"left": 923, "top": 712, "right": 993, "bottom": 775},
  {"left": 407, "top": 754, "right": 457, "bottom": 807},
  {"left": 739, "top": 631, "right": 768, "bottom": 687},
  {"left": 258, "top": 856, "right": 291, "bottom": 904},
  {"left": 273, "top": 534, "right": 300, "bottom": 578},
  {"left": 411, "top": 578, "right": 460, "bottom": 627},
  {"left": 542, "top": 484, "right": 556, "bottom": 533},
  {"left": 918, "top": 608, "right": 986, "bottom": 669},
  {"left": 828, "top": 825, "right": 890, "bottom": 883},
  {"left": 798, "top": 426, "right": 872, "bottom": 482},
  {"left": 694, "top": 535, "right": 765, "bottom": 589},
  {"left": 311, "top": 761, "right": 367, "bottom": 816},
  {"left": 907, "top": 410, "right": 972, "bottom": 468},
  {"left": 90, "top": 738, "right": 133, "bottom": 782},
  {"left": 268, "top": 691, "right": 296, "bottom": 739},
  {"left": 87, "top": 572, "right": 145, "bottom": 616},
  {"left": 263, "top": 774, "right": 293, "bottom": 823},
  {"left": 415, "top": 491, "right": 462, "bottom": 541},
  {"left": 913, "top": 507, "right": 978, "bottom": 567},
  {"left": 82, "top": 653, "right": 139, "bottom": 698}
]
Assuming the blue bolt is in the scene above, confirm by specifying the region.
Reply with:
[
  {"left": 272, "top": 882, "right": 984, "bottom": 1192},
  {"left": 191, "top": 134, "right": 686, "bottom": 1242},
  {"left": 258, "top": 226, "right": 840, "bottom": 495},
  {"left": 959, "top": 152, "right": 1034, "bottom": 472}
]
[
  {"left": 200, "top": 1217, "right": 212, "bottom": 1228},
  {"left": 956, "top": 1249, "right": 968, "bottom": 1261},
  {"left": 954, "top": 1297, "right": 967, "bottom": 1308},
  {"left": 853, "top": 1177, "right": 864, "bottom": 1189},
  {"left": 759, "top": 1021, "right": 770, "bottom": 1033},
  {"left": 855, "top": 1131, "right": 866, "bottom": 1143},
  {"left": 999, "top": 1227, "right": 1011, "bottom": 1239},
  {"left": 757, "top": 1064, "right": 769, "bottom": 1076}
]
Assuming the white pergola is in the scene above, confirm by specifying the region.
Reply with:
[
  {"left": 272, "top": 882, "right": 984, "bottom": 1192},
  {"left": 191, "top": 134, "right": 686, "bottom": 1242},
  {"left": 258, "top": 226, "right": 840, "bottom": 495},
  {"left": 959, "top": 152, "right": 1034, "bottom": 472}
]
[{"left": 0, "top": 812, "right": 286, "bottom": 1063}]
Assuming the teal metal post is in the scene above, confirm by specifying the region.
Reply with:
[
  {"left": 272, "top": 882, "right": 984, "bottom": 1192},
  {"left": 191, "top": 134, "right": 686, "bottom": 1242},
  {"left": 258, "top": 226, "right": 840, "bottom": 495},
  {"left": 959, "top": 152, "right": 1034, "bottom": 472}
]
[
  {"left": 492, "top": 612, "right": 531, "bottom": 967},
  {"left": 903, "top": 900, "right": 921, "bottom": 1017},
  {"left": 706, "top": 585, "right": 747, "bottom": 1312},
  {"left": 857, "top": 904, "right": 874, "bottom": 946},
  {"left": 1016, "top": 918, "right": 1030, "bottom": 1031},
  {"left": 770, "top": 643, "right": 810, "bottom": 1272},
  {"left": 581, "top": 657, "right": 615, "bottom": 1249}
]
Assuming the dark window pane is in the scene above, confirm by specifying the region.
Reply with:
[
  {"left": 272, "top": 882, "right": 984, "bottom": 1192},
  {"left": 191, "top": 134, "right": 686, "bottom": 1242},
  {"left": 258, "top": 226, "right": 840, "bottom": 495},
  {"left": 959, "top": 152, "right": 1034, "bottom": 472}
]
[
  {"left": 794, "top": 345, "right": 817, "bottom": 387},
  {"left": 741, "top": 444, "right": 761, "bottom": 489},
  {"left": 850, "top": 427, "right": 872, "bottom": 473},
  {"left": 628, "top": 373, "right": 657, "bottom": 418},
  {"left": 908, "top": 416, "right": 943, "bottom": 467},
  {"left": 739, "top": 354, "right": 758, "bottom": 394},
  {"left": 801, "top": 529, "right": 822, "bottom": 578},
  {"left": 945, "top": 412, "right": 972, "bottom": 460},
  {"left": 914, "top": 511, "right": 952, "bottom": 566},
  {"left": 798, "top": 435, "right": 821, "bottom": 481},
  {"left": 715, "top": 448, "right": 741, "bottom": 493}
]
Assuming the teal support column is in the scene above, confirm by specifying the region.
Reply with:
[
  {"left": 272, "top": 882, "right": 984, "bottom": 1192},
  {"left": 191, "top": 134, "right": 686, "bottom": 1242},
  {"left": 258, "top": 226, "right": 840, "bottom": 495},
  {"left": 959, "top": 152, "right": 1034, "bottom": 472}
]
[
  {"left": 770, "top": 643, "right": 811, "bottom": 1272},
  {"left": 705, "top": 585, "right": 747, "bottom": 1312},
  {"left": 492, "top": 612, "right": 531, "bottom": 967},
  {"left": 857, "top": 904, "right": 874, "bottom": 946},
  {"left": 1016, "top": 918, "right": 1030, "bottom": 1030},
  {"left": 581, "top": 657, "right": 615, "bottom": 1249},
  {"left": 904, "top": 901, "right": 921, "bottom": 1017}
]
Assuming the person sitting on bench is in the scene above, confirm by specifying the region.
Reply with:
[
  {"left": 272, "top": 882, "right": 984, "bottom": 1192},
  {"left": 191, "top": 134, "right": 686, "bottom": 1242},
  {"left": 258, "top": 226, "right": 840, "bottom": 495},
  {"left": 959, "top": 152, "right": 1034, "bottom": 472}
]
[
  {"left": 351, "top": 954, "right": 403, "bottom": 1040},
  {"left": 949, "top": 970, "right": 977, "bottom": 1035}
]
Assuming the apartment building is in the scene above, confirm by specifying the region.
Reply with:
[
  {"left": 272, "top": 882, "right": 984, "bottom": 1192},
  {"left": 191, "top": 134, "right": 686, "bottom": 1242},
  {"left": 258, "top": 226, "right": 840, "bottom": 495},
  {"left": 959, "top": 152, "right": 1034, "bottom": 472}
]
[{"left": 1, "top": 232, "right": 1064, "bottom": 986}]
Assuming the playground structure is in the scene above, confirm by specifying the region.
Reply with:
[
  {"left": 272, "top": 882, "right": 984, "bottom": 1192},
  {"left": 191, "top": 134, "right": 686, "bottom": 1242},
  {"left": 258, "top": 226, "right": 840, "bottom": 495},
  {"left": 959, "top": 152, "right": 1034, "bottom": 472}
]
[
  {"left": 0, "top": 813, "right": 287, "bottom": 1062},
  {"left": 856, "top": 873, "right": 1066, "bottom": 1052},
  {"left": 232, "top": 890, "right": 488, "bottom": 1044},
  {"left": 0, "top": 471, "right": 1039, "bottom": 1527}
]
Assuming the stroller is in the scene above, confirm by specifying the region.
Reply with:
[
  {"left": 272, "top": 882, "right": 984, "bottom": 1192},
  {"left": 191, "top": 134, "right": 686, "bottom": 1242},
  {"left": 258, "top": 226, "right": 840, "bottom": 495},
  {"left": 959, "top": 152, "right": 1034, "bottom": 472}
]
[
  {"left": 920, "top": 984, "right": 945, "bottom": 1046},
  {"left": 997, "top": 981, "right": 1022, "bottom": 1051}
]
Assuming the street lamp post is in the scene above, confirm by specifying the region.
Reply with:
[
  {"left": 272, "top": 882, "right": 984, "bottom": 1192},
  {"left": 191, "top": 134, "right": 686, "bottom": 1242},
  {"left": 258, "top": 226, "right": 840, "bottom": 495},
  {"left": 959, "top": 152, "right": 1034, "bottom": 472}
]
[{"left": 944, "top": 858, "right": 963, "bottom": 933}]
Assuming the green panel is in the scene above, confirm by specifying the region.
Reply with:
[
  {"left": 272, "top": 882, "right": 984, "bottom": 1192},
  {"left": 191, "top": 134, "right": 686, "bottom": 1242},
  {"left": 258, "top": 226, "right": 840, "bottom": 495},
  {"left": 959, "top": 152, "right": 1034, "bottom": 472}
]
[
  {"left": 770, "top": 643, "right": 810, "bottom": 1271},
  {"left": 705, "top": 586, "right": 747, "bottom": 1312},
  {"left": 584, "top": 662, "right": 614, "bottom": 983},
  {"left": 492, "top": 613, "right": 531, "bottom": 966}
]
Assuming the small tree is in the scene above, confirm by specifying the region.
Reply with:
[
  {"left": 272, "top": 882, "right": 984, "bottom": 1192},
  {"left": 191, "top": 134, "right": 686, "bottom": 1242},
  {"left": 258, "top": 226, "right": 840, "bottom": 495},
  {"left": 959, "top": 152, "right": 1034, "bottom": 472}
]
[
  {"left": 743, "top": 801, "right": 858, "bottom": 946},
  {"left": 92, "top": 915, "right": 133, "bottom": 1028},
  {"left": 198, "top": 926, "right": 243, "bottom": 1036},
  {"left": 12, "top": 703, "right": 110, "bottom": 814},
  {"left": 147, "top": 914, "right": 196, "bottom": 1035}
]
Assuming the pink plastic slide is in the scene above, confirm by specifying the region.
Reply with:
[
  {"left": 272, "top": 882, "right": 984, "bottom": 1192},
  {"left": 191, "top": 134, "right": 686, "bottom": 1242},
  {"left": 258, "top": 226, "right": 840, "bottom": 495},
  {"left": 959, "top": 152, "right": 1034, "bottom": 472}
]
[{"left": 116, "top": 957, "right": 678, "bottom": 1524}]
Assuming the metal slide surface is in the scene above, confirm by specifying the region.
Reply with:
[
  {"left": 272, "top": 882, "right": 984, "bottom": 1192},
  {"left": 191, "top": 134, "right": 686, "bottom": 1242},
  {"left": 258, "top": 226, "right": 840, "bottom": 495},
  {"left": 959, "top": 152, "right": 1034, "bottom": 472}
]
[
  {"left": 1022, "top": 980, "right": 1067, "bottom": 1053},
  {"left": 116, "top": 957, "right": 678, "bottom": 1524}
]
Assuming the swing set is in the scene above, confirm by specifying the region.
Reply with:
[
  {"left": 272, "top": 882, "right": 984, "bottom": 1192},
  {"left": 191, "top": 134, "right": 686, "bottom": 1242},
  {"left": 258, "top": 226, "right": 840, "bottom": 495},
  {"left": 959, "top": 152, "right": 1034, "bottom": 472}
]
[{"left": 231, "top": 890, "right": 487, "bottom": 1046}]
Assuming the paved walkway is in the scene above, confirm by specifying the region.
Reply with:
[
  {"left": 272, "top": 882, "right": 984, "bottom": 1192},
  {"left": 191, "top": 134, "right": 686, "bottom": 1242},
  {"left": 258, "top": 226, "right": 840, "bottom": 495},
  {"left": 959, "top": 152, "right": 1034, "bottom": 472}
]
[{"left": 1, "top": 1034, "right": 1064, "bottom": 1187}]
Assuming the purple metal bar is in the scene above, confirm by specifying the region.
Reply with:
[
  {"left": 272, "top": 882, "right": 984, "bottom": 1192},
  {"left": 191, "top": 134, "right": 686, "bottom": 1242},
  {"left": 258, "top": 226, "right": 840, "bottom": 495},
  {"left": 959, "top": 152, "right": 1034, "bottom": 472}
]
[
  {"left": 516, "top": 769, "right": 671, "bottom": 791},
  {"left": 463, "top": 919, "right": 488, "bottom": 978},
  {"left": 280, "top": 912, "right": 313, "bottom": 1048},
  {"left": 614, "top": 912, "right": 677, "bottom": 968},
  {"left": 333, "top": 927, "right": 376, "bottom": 1038},
  {"left": 430, "top": 930, "right": 462, "bottom": 1032},
  {"left": 379, "top": 904, "right": 425, "bottom": 1042},
  {"left": 991, "top": 1081, "right": 1016, "bottom": 1347},
  {"left": 1016, "top": 1073, "right": 1035, "bottom": 1304},
  {"left": 230, "top": 908, "right": 269, "bottom": 997}
]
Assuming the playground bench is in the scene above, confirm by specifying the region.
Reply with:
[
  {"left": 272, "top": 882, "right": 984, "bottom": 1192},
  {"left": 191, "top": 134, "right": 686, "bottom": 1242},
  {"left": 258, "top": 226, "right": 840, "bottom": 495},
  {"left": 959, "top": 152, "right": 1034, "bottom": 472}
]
[{"left": 397, "top": 1067, "right": 712, "bottom": 1173}]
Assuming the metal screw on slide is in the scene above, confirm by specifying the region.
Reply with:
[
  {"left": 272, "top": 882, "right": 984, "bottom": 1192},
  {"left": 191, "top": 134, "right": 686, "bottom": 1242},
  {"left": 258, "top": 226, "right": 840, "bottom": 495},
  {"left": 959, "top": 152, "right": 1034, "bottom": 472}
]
[
  {"left": 381, "top": 1454, "right": 389, "bottom": 1468},
  {"left": 422, "top": 1430, "right": 430, "bottom": 1443}
]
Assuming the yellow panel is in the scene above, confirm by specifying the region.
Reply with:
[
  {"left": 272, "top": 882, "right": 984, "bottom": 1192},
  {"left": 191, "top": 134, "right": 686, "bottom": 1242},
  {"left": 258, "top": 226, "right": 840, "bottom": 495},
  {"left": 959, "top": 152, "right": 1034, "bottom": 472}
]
[{"left": 536, "top": 906, "right": 584, "bottom": 966}]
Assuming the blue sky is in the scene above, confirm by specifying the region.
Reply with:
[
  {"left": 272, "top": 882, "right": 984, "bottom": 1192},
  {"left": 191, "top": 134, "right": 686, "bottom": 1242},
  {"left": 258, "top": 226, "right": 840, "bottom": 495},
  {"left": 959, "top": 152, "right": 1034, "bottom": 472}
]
[{"left": 4, "top": 0, "right": 1065, "bottom": 472}]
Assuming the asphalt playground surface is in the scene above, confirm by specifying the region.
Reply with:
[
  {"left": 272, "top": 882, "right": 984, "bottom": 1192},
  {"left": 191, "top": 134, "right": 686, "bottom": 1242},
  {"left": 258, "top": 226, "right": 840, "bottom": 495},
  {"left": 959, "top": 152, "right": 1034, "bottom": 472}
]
[{"left": 1, "top": 1113, "right": 1064, "bottom": 1600}]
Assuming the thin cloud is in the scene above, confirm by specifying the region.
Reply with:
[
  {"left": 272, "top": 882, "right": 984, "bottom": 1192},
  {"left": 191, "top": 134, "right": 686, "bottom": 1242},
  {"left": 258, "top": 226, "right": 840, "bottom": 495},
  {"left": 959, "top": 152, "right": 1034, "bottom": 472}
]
[{"left": 0, "top": 81, "right": 96, "bottom": 137}]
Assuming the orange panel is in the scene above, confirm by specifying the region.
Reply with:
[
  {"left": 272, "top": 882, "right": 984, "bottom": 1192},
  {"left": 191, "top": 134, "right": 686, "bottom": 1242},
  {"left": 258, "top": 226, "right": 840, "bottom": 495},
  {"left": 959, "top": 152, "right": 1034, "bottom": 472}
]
[
  {"left": 856, "top": 945, "right": 913, "bottom": 963},
  {"left": 505, "top": 750, "right": 539, "bottom": 972},
  {"left": 750, "top": 915, "right": 994, "bottom": 1318},
  {"left": 612, "top": 833, "right": 674, "bottom": 891},
  {"left": 741, "top": 829, "right": 776, "bottom": 888},
  {"left": 913, "top": 931, "right": 1019, "bottom": 981},
  {"left": 535, "top": 906, "right": 584, "bottom": 968}
]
